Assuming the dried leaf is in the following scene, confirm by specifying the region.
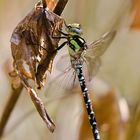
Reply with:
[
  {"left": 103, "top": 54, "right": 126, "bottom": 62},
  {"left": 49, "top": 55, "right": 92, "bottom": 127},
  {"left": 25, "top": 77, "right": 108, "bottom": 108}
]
[
  {"left": 9, "top": 70, "right": 21, "bottom": 89},
  {"left": 28, "top": 88, "right": 55, "bottom": 132},
  {"left": 10, "top": 1, "right": 63, "bottom": 89},
  {"left": 10, "top": 1, "right": 64, "bottom": 132}
]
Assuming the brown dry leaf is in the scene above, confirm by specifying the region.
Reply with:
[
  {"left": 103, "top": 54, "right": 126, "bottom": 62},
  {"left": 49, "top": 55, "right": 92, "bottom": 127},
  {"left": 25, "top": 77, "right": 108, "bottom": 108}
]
[
  {"left": 10, "top": 1, "right": 63, "bottom": 89},
  {"left": 130, "top": 0, "right": 140, "bottom": 30},
  {"left": 10, "top": 0, "right": 64, "bottom": 132}
]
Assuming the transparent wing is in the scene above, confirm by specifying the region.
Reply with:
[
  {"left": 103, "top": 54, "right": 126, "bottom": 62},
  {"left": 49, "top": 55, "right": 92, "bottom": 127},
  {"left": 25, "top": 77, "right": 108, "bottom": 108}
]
[
  {"left": 85, "top": 31, "right": 116, "bottom": 58},
  {"left": 56, "top": 54, "right": 71, "bottom": 72},
  {"left": 85, "top": 57, "right": 101, "bottom": 81},
  {"left": 84, "top": 31, "right": 116, "bottom": 79},
  {"left": 53, "top": 67, "right": 78, "bottom": 90},
  {"left": 45, "top": 67, "right": 80, "bottom": 100},
  {"left": 46, "top": 51, "right": 79, "bottom": 98}
]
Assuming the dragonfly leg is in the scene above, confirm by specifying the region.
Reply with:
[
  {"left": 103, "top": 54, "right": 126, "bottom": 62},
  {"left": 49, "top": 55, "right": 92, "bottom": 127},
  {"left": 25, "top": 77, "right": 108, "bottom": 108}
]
[
  {"left": 52, "top": 36, "right": 67, "bottom": 39},
  {"left": 58, "top": 30, "right": 69, "bottom": 36},
  {"left": 56, "top": 41, "right": 68, "bottom": 51},
  {"left": 52, "top": 29, "right": 68, "bottom": 39}
]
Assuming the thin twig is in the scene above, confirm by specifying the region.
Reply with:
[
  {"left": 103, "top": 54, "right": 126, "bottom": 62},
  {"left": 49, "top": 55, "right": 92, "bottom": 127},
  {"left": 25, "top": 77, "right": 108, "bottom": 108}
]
[
  {"left": 0, "top": 0, "right": 68, "bottom": 138},
  {"left": 53, "top": 0, "right": 68, "bottom": 15},
  {"left": 0, "top": 84, "right": 23, "bottom": 138},
  {"left": 42, "top": 0, "right": 47, "bottom": 8}
]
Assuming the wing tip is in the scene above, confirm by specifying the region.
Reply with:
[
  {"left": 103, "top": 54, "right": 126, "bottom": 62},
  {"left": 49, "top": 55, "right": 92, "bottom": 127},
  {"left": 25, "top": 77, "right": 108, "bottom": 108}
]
[{"left": 105, "top": 30, "right": 117, "bottom": 40}]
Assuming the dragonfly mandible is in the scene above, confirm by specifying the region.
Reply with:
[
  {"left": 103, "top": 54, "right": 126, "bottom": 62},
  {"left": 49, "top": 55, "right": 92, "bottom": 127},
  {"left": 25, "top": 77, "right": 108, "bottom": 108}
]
[{"left": 50, "top": 22, "right": 116, "bottom": 140}]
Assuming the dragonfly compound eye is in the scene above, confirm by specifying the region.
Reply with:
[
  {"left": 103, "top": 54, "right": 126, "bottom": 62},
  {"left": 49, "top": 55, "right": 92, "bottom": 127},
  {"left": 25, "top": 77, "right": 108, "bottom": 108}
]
[{"left": 71, "top": 28, "right": 82, "bottom": 35}]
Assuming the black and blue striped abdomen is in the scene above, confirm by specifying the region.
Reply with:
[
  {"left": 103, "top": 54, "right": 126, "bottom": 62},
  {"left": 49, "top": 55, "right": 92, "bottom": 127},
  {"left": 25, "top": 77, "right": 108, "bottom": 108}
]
[{"left": 75, "top": 63, "right": 100, "bottom": 140}]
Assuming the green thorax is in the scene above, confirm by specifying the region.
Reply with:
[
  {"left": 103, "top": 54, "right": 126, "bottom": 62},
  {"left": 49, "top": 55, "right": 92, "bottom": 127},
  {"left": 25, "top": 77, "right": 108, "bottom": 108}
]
[{"left": 68, "top": 38, "right": 81, "bottom": 56}]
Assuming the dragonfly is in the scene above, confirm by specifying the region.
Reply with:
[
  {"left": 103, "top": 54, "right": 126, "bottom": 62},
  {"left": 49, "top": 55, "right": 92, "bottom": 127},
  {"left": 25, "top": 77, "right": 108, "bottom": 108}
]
[{"left": 49, "top": 22, "right": 116, "bottom": 140}]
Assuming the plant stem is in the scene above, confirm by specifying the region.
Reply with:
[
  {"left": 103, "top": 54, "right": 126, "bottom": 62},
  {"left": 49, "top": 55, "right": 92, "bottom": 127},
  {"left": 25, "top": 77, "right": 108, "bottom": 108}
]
[
  {"left": 42, "top": 0, "right": 47, "bottom": 8},
  {"left": 53, "top": 0, "right": 68, "bottom": 15},
  {"left": 0, "top": 84, "right": 23, "bottom": 138},
  {"left": 126, "top": 104, "right": 140, "bottom": 140}
]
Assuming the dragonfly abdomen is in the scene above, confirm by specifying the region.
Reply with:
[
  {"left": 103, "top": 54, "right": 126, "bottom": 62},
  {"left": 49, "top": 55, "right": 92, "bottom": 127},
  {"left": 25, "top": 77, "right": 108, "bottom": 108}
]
[{"left": 75, "top": 64, "right": 100, "bottom": 140}]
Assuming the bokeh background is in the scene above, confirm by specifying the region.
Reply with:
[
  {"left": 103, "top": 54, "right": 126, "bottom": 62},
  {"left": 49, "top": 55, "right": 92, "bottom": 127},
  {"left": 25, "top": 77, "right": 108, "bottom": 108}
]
[{"left": 0, "top": 0, "right": 140, "bottom": 140}]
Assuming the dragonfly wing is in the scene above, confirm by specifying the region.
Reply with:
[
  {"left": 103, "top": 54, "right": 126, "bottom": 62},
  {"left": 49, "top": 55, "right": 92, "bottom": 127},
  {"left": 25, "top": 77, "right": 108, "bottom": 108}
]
[
  {"left": 85, "top": 57, "right": 101, "bottom": 81},
  {"left": 85, "top": 31, "right": 116, "bottom": 59},
  {"left": 56, "top": 54, "right": 71, "bottom": 72},
  {"left": 84, "top": 31, "right": 116, "bottom": 80},
  {"left": 45, "top": 67, "right": 79, "bottom": 100},
  {"left": 54, "top": 53, "right": 78, "bottom": 89}
]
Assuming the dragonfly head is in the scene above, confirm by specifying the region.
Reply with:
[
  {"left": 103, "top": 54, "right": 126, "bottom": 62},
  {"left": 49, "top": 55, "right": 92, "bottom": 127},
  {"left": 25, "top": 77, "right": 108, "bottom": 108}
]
[{"left": 65, "top": 22, "right": 83, "bottom": 36}]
